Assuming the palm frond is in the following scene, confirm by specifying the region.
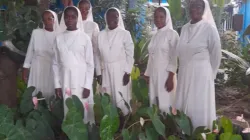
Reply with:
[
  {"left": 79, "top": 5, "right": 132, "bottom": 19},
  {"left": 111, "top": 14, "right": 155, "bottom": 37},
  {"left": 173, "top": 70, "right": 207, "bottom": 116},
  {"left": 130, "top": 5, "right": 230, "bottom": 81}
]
[{"left": 222, "top": 49, "right": 250, "bottom": 70}]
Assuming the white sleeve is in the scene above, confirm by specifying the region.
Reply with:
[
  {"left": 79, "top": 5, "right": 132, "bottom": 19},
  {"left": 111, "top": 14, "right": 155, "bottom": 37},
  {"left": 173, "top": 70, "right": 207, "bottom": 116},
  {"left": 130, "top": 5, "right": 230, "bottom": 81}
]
[
  {"left": 92, "top": 24, "right": 100, "bottom": 68},
  {"left": 52, "top": 38, "right": 61, "bottom": 89},
  {"left": 166, "top": 31, "right": 179, "bottom": 73},
  {"left": 83, "top": 37, "right": 94, "bottom": 90},
  {"left": 23, "top": 30, "right": 35, "bottom": 68},
  {"left": 123, "top": 31, "right": 134, "bottom": 74},
  {"left": 144, "top": 56, "right": 151, "bottom": 77},
  {"left": 208, "top": 26, "right": 222, "bottom": 79}
]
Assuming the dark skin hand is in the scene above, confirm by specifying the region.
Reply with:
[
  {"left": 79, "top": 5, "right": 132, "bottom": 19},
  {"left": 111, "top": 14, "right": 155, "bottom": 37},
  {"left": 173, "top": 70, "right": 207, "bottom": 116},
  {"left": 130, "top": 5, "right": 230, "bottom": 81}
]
[
  {"left": 123, "top": 73, "right": 130, "bottom": 86},
  {"left": 165, "top": 72, "right": 174, "bottom": 92},
  {"left": 82, "top": 88, "right": 90, "bottom": 98},
  {"left": 97, "top": 75, "right": 102, "bottom": 85},
  {"left": 55, "top": 88, "right": 63, "bottom": 99}
]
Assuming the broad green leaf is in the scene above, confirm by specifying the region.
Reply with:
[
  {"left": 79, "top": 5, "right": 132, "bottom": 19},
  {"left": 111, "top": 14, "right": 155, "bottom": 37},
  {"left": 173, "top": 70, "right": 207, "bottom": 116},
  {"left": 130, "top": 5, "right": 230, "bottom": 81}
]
[
  {"left": 145, "top": 126, "right": 159, "bottom": 140},
  {"left": 138, "top": 133, "right": 147, "bottom": 140},
  {"left": 0, "top": 105, "right": 13, "bottom": 124},
  {"left": 147, "top": 107, "right": 165, "bottom": 137},
  {"left": 168, "top": 135, "right": 180, "bottom": 140},
  {"left": 20, "top": 86, "right": 35, "bottom": 114},
  {"left": 220, "top": 132, "right": 232, "bottom": 140},
  {"left": 100, "top": 114, "right": 119, "bottom": 140},
  {"left": 207, "top": 133, "right": 216, "bottom": 140},
  {"left": 62, "top": 107, "right": 88, "bottom": 140},
  {"left": 230, "top": 134, "right": 242, "bottom": 140},
  {"left": 49, "top": 95, "right": 64, "bottom": 122},
  {"left": 0, "top": 123, "right": 33, "bottom": 140},
  {"left": 94, "top": 94, "right": 104, "bottom": 123},
  {"left": 122, "top": 129, "right": 130, "bottom": 140},
  {"left": 174, "top": 111, "right": 192, "bottom": 136},
  {"left": 193, "top": 126, "right": 210, "bottom": 139},
  {"left": 131, "top": 66, "right": 140, "bottom": 80},
  {"left": 72, "top": 95, "right": 85, "bottom": 118},
  {"left": 220, "top": 117, "right": 233, "bottom": 133},
  {"left": 168, "top": 0, "right": 182, "bottom": 20},
  {"left": 212, "top": 0, "right": 225, "bottom": 7},
  {"left": 88, "top": 124, "right": 100, "bottom": 140}
]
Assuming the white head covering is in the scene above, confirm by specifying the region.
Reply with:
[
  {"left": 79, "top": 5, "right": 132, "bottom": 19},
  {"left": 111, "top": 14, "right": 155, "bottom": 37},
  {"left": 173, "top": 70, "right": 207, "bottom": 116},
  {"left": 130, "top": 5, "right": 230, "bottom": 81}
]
[
  {"left": 104, "top": 7, "right": 125, "bottom": 30},
  {"left": 154, "top": 7, "right": 173, "bottom": 30},
  {"left": 59, "top": 6, "right": 84, "bottom": 33},
  {"left": 202, "top": 0, "right": 217, "bottom": 28},
  {"left": 42, "top": 10, "right": 60, "bottom": 33},
  {"left": 77, "top": 0, "right": 94, "bottom": 21}
]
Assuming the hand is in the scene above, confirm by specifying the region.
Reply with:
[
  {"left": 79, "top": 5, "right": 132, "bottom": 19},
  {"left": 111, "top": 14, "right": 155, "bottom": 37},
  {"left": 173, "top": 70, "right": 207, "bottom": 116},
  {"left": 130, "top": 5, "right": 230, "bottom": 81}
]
[
  {"left": 144, "top": 75, "right": 149, "bottom": 85},
  {"left": 22, "top": 68, "right": 29, "bottom": 84},
  {"left": 165, "top": 72, "right": 174, "bottom": 92},
  {"left": 123, "top": 73, "right": 130, "bottom": 86},
  {"left": 96, "top": 75, "right": 102, "bottom": 85},
  {"left": 82, "top": 88, "right": 90, "bottom": 98},
  {"left": 55, "top": 88, "right": 63, "bottom": 99}
]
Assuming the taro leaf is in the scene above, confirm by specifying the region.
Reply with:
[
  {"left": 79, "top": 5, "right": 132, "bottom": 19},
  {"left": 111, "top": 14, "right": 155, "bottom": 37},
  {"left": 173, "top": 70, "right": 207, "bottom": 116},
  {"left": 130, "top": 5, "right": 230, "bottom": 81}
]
[
  {"left": 220, "top": 116, "right": 233, "bottom": 133},
  {"left": 72, "top": 95, "right": 85, "bottom": 118},
  {"left": 101, "top": 94, "right": 110, "bottom": 113},
  {"left": 20, "top": 86, "right": 35, "bottom": 114},
  {"left": 145, "top": 126, "right": 159, "bottom": 140},
  {"left": 122, "top": 129, "right": 130, "bottom": 140},
  {"left": 230, "top": 135, "right": 242, "bottom": 140},
  {"left": 62, "top": 107, "right": 88, "bottom": 140},
  {"left": 88, "top": 123, "right": 100, "bottom": 140},
  {"left": 174, "top": 111, "right": 192, "bottom": 136},
  {"left": 168, "top": 135, "right": 180, "bottom": 140},
  {"left": 37, "top": 105, "right": 55, "bottom": 128},
  {"left": 138, "top": 133, "right": 147, "bottom": 140},
  {"left": 26, "top": 111, "right": 55, "bottom": 140},
  {"left": 130, "top": 127, "right": 140, "bottom": 140},
  {"left": 192, "top": 126, "right": 209, "bottom": 139},
  {"left": 49, "top": 95, "right": 64, "bottom": 122},
  {"left": 0, "top": 105, "right": 13, "bottom": 124},
  {"left": 147, "top": 106, "right": 165, "bottom": 137},
  {"left": 94, "top": 94, "right": 104, "bottom": 123},
  {"left": 0, "top": 123, "right": 33, "bottom": 140},
  {"left": 207, "top": 133, "right": 216, "bottom": 140},
  {"left": 220, "top": 132, "right": 232, "bottom": 140},
  {"left": 100, "top": 114, "right": 119, "bottom": 140}
]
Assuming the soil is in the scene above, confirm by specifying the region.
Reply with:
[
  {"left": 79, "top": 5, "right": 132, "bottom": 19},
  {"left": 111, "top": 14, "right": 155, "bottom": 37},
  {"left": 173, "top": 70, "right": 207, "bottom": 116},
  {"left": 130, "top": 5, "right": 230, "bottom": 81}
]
[{"left": 216, "top": 86, "right": 250, "bottom": 128}]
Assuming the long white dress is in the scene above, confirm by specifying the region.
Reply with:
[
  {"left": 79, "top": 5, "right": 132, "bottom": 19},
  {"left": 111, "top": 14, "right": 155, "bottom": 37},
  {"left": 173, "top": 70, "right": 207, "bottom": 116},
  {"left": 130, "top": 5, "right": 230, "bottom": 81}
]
[
  {"left": 96, "top": 27, "right": 134, "bottom": 115},
  {"left": 82, "top": 20, "right": 99, "bottom": 64},
  {"left": 53, "top": 29, "right": 94, "bottom": 123},
  {"left": 175, "top": 20, "right": 221, "bottom": 129},
  {"left": 145, "top": 26, "right": 179, "bottom": 114},
  {"left": 23, "top": 29, "right": 56, "bottom": 101}
]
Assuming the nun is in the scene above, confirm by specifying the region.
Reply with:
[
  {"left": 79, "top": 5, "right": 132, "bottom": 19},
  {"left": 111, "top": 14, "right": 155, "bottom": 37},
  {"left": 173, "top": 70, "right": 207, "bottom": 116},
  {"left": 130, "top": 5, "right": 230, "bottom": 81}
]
[
  {"left": 22, "top": 10, "right": 59, "bottom": 102},
  {"left": 53, "top": 6, "right": 95, "bottom": 124},
  {"left": 95, "top": 7, "right": 134, "bottom": 115},
  {"left": 175, "top": 0, "right": 221, "bottom": 129},
  {"left": 144, "top": 7, "right": 179, "bottom": 114}
]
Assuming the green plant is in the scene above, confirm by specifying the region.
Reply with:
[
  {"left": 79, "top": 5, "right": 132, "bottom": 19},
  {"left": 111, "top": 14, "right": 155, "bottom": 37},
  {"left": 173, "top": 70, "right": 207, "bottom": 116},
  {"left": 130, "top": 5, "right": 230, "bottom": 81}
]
[{"left": 0, "top": 86, "right": 64, "bottom": 140}]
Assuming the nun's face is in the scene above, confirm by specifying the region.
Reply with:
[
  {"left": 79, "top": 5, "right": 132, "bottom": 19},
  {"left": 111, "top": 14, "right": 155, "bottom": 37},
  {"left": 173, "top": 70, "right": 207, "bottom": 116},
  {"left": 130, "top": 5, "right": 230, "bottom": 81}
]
[
  {"left": 43, "top": 12, "right": 54, "bottom": 29},
  {"left": 64, "top": 9, "right": 78, "bottom": 30},
  {"left": 79, "top": 2, "right": 90, "bottom": 20},
  {"left": 106, "top": 10, "right": 119, "bottom": 30},
  {"left": 154, "top": 9, "right": 166, "bottom": 29},
  {"left": 189, "top": 0, "right": 204, "bottom": 22}
]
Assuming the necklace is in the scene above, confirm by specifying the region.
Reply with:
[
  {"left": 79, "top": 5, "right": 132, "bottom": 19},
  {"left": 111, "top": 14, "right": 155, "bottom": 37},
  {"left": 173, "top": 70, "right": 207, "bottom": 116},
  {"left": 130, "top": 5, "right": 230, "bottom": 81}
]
[{"left": 106, "top": 29, "right": 118, "bottom": 50}]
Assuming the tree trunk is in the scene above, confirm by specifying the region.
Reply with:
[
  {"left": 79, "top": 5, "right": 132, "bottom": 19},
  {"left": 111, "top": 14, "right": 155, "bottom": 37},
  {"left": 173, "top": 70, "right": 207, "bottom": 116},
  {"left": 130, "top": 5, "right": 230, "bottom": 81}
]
[{"left": 0, "top": 50, "right": 19, "bottom": 108}]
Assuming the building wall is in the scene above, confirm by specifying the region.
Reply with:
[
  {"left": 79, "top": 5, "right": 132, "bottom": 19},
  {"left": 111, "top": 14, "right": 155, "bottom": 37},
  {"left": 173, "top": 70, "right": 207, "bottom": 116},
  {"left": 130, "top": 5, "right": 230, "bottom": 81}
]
[{"left": 239, "top": 0, "right": 250, "bottom": 42}]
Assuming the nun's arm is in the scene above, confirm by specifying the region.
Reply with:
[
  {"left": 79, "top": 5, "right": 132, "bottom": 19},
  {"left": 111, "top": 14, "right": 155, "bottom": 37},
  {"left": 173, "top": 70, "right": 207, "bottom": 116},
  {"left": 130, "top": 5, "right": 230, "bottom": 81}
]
[{"left": 123, "top": 31, "right": 134, "bottom": 74}]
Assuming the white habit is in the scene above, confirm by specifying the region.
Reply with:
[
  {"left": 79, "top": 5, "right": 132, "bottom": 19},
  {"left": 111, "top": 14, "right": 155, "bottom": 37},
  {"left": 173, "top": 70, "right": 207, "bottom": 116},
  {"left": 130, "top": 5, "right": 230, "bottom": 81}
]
[
  {"left": 145, "top": 25, "right": 179, "bottom": 114},
  {"left": 55, "top": 6, "right": 95, "bottom": 124},
  {"left": 23, "top": 10, "right": 59, "bottom": 101},
  {"left": 175, "top": 19, "right": 221, "bottom": 129}
]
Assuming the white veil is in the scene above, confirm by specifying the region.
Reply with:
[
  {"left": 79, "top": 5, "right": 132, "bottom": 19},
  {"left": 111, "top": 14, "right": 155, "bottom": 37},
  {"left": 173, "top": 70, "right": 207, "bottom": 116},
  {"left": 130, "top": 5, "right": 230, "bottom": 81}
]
[
  {"left": 43, "top": 10, "right": 60, "bottom": 33},
  {"left": 151, "top": 6, "right": 173, "bottom": 35},
  {"left": 77, "top": 0, "right": 94, "bottom": 21},
  {"left": 202, "top": 0, "right": 217, "bottom": 28},
  {"left": 104, "top": 7, "right": 125, "bottom": 30},
  {"left": 59, "top": 6, "right": 84, "bottom": 33}
]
